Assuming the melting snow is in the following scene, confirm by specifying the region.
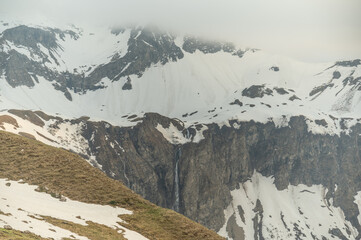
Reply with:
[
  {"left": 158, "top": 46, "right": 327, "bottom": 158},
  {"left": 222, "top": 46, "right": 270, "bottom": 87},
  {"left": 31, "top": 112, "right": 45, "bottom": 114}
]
[
  {"left": 156, "top": 123, "right": 207, "bottom": 144},
  {"left": 219, "top": 172, "right": 359, "bottom": 240},
  {"left": 0, "top": 179, "right": 148, "bottom": 240},
  {"left": 355, "top": 192, "right": 361, "bottom": 227},
  {"left": 0, "top": 42, "right": 360, "bottom": 133},
  {"left": 156, "top": 123, "right": 189, "bottom": 144}
]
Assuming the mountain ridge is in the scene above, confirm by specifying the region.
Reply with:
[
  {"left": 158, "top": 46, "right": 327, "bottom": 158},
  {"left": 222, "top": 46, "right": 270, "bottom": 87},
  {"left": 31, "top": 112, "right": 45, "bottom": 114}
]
[
  {"left": 0, "top": 22, "right": 359, "bottom": 131},
  {"left": 1, "top": 20, "right": 361, "bottom": 240}
]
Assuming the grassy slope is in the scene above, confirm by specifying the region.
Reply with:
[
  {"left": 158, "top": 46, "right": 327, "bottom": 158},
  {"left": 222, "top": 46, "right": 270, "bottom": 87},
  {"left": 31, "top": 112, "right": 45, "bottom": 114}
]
[
  {"left": 0, "top": 131, "right": 224, "bottom": 240},
  {"left": 0, "top": 228, "right": 45, "bottom": 240}
]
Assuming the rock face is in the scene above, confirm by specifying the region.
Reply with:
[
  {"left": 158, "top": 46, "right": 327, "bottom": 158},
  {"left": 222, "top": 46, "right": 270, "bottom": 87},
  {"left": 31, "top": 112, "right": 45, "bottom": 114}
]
[
  {"left": 76, "top": 113, "right": 361, "bottom": 236},
  {"left": 86, "top": 26, "right": 184, "bottom": 87},
  {"left": 0, "top": 25, "right": 184, "bottom": 97},
  {"left": 182, "top": 36, "right": 248, "bottom": 57},
  {"left": 2, "top": 23, "right": 361, "bottom": 239},
  {"left": 0, "top": 25, "right": 254, "bottom": 98},
  {"left": 242, "top": 85, "right": 273, "bottom": 98},
  {"left": 0, "top": 25, "right": 80, "bottom": 99}
]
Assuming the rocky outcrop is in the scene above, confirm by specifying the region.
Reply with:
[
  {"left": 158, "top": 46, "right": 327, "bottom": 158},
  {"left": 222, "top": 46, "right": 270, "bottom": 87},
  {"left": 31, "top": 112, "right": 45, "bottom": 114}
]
[
  {"left": 0, "top": 26, "right": 80, "bottom": 99},
  {"left": 2, "top": 23, "right": 361, "bottom": 238},
  {"left": 242, "top": 85, "right": 273, "bottom": 98},
  {"left": 0, "top": 25, "right": 184, "bottom": 95},
  {"left": 0, "top": 25, "right": 77, "bottom": 51},
  {"left": 86, "top": 26, "right": 184, "bottom": 87},
  {"left": 73, "top": 113, "right": 361, "bottom": 234},
  {"left": 335, "top": 59, "right": 361, "bottom": 68},
  {"left": 182, "top": 36, "right": 248, "bottom": 57}
]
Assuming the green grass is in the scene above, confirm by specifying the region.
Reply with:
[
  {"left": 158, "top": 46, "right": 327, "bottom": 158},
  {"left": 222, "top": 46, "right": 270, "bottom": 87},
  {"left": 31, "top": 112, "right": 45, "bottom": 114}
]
[{"left": 0, "top": 130, "right": 224, "bottom": 240}]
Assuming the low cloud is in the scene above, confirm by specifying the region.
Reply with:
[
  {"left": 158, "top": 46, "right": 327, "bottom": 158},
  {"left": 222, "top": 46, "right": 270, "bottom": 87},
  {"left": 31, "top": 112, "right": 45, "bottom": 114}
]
[{"left": 1, "top": 0, "right": 360, "bottom": 62}]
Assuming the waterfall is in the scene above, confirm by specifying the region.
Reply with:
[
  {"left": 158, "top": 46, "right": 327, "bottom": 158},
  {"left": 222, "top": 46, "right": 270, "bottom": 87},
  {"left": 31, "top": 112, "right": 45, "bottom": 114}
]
[
  {"left": 173, "top": 146, "right": 181, "bottom": 212},
  {"left": 186, "top": 128, "right": 190, "bottom": 139}
]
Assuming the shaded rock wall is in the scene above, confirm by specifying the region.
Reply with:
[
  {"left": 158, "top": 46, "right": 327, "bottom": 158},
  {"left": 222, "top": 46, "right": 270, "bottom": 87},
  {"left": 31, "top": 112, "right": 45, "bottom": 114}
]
[{"left": 78, "top": 114, "right": 361, "bottom": 233}]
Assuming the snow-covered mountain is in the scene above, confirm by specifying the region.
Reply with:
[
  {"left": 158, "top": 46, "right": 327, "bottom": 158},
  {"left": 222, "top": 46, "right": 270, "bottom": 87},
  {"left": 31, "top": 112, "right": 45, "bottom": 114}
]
[
  {"left": 1, "top": 19, "right": 361, "bottom": 240},
  {"left": 1, "top": 21, "right": 360, "bottom": 131}
]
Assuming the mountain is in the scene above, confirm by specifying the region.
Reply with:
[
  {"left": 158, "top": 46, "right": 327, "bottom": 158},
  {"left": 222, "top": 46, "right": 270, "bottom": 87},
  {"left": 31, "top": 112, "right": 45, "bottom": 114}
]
[
  {"left": 0, "top": 20, "right": 360, "bottom": 239},
  {"left": 0, "top": 130, "right": 222, "bottom": 240}
]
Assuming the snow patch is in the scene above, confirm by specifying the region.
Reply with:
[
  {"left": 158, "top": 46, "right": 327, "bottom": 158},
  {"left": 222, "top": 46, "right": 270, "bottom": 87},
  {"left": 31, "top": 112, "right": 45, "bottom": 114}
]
[
  {"left": 354, "top": 192, "right": 361, "bottom": 226},
  {"left": 156, "top": 123, "right": 189, "bottom": 145},
  {"left": 0, "top": 179, "right": 148, "bottom": 240},
  {"left": 218, "top": 172, "right": 358, "bottom": 240},
  {"left": 156, "top": 123, "right": 207, "bottom": 144}
]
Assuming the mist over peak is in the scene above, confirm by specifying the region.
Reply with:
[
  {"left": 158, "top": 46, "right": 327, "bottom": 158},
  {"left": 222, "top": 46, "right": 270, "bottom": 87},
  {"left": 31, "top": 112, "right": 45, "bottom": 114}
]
[{"left": 1, "top": 0, "right": 360, "bottom": 62}]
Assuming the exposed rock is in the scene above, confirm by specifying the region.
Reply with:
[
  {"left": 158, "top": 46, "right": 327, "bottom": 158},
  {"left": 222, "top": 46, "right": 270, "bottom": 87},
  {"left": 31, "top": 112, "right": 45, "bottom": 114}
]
[
  {"left": 226, "top": 214, "right": 245, "bottom": 240},
  {"left": 315, "top": 119, "right": 328, "bottom": 127},
  {"left": 0, "top": 25, "right": 185, "bottom": 95},
  {"left": 333, "top": 71, "right": 341, "bottom": 79},
  {"left": 122, "top": 76, "right": 132, "bottom": 90},
  {"left": 289, "top": 95, "right": 301, "bottom": 101},
  {"left": 1, "top": 25, "right": 59, "bottom": 51},
  {"left": 274, "top": 87, "right": 288, "bottom": 95},
  {"left": 242, "top": 85, "right": 273, "bottom": 98},
  {"left": 182, "top": 36, "right": 247, "bottom": 57},
  {"left": 252, "top": 200, "right": 264, "bottom": 240},
  {"left": 270, "top": 66, "right": 279, "bottom": 72},
  {"left": 260, "top": 102, "right": 271, "bottom": 108},
  {"left": 237, "top": 206, "right": 245, "bottom": 223},
  {"left": 0, "top": 26, "right": 82, "bottom": 94},
  {"left": 87, "top": 26, "right": 184, "bottom": 84},
  {"left": 183, "top": 36, "right": 226, "bottom": 54},
  {"left": 3, "top": 225, "right": 12, "bottom": 230},
  {"left": 59, "top": 196, "right": 67, "bottom": 202},
  {"left": 309, "top": 83, "right": 334, "bottom": 97},
  {"left": 71, "top": 113, "right": 361, "bottom": 234},
  {"left": 328, "top": 228, "right": 348, "bottom": 240},
  {"left": 342, "top": 76, "right": 361, "bottom": 87},
  {"left": 335, "top": 59, "right": 361, "bottom": 67},
  {"left": 230, "top": 99, "right": 243, "bottom": 107},
  {"left": 9, "top": 109, "right": 45, "bottom": 127}
]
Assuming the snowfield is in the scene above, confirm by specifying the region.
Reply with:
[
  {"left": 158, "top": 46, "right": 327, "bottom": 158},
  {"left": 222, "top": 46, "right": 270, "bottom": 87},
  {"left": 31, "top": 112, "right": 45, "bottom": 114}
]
[
  {"left": 1, "top": 20, "right": 361, "bottom": 240},
  {"left": 0, "top": 37, "right": 360, "bottom": 134},
  {"left": 0, "top": 179, "right": 148, "bottom": 240},
  {"left": 218, "top": 172, "right": 360, "bottom": 240}
]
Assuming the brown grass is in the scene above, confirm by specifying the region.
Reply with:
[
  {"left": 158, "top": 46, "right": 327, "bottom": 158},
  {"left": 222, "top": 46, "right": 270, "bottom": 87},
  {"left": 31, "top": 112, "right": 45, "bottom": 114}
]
[
  {"left": 0, "top": 115, "right": 19, "bottom": 129},
  {"left": 8, "top": 110, "right": 45, "bottom": 127},
  {"left": 0, "top": 228, "right": 45, "bottom": 240},
  {"left": 18, "top": 132, "right": 36, "bottom": 140},
  {"left": 43, "top": 216, "right": 126, "bottom": 240},
  {"left": 0, "top": 130, "right": 224, "bottom": 240},
  {"left": 33, "top": 111, "right": 62, "bottom": 122}
]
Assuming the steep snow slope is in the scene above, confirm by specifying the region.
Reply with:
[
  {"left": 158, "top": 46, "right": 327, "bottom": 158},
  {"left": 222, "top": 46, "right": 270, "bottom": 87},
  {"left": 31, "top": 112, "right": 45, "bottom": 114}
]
[
  {"left": 1, "top": 21, "right": 361, "bottom": 240},
  {"left": 218, "top": 172, "right": 360, "bottom": 240},
  {"left": 0, "top": 22, "right": 360, "bottom": 134},
  {"left": 1, "top": 40, "right": 360, "bottom": 132}
]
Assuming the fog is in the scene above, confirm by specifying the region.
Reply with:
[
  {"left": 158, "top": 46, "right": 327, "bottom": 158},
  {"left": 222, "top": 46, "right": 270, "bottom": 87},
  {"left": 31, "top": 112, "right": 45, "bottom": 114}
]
[{"left": 1, "top": 0, "right": 360, "bottom": 62}]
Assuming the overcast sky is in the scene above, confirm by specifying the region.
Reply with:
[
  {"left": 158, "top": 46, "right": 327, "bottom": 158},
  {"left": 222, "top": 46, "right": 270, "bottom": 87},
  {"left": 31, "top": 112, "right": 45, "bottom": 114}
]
[{"left": 1, "top": 0, "right": 360, "bottom": 62}]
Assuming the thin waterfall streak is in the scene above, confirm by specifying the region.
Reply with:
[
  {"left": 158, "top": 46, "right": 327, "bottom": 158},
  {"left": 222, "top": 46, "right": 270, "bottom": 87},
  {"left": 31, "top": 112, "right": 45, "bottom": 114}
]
[{"left": 173, "top": 146, "right": 181, "bottom": 212}]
